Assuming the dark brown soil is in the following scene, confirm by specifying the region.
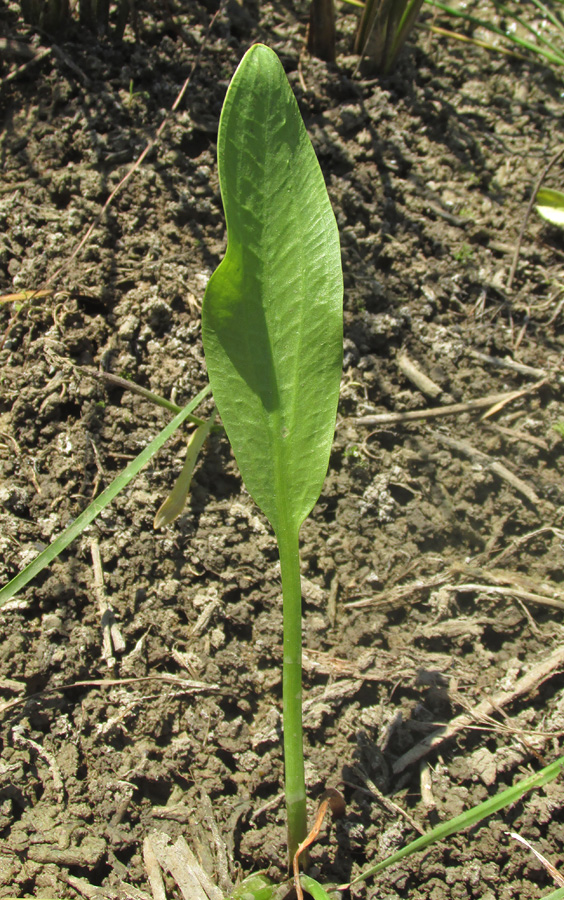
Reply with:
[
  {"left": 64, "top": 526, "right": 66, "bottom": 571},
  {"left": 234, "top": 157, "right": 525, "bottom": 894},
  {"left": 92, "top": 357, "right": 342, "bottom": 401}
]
[{"left": 1, "top": 2, "right": 564, "bottom": 899}]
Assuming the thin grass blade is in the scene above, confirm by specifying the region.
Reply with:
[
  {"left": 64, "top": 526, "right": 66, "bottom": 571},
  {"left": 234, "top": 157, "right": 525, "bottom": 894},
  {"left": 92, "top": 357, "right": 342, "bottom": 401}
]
[
  {"left": 345, "top": 754, "right": 564, "bottom": 889},
  {"left": 426, "top": 0, "right": 564, "bottom": 65},
  {"left": 0, "top": 384, "right": 211, "bottom": 608}
]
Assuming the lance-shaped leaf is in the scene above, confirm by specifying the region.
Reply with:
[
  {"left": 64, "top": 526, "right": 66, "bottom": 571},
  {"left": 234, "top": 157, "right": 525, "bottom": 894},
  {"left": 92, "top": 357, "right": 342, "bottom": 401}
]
[{"left": 201, "top": 43, "right": 343, "bottom": 538}]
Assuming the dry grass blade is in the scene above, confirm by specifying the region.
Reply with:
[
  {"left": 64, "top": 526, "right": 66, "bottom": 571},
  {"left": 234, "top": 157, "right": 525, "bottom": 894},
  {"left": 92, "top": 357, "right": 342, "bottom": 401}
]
[
  {"left": 0, "top": 674, "right": 219, "bottom": 717},
  {"left": 149, "top": 833, "right": 222, "bottom": 900},
  {"left": 293, "top": 789, "right": 345, "bottom": 900},
  {"left": 508, "top": 832, "right": 564, "bottom": 888},
  {"left": 354, "top": 390, "right": 526, "bottom": 426},
  {"left": 430, "top": 430, "right": 541, "bottom": 506}
]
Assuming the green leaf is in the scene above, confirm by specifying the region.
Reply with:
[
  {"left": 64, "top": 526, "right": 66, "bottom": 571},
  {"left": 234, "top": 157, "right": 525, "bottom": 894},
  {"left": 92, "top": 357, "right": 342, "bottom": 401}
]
[
  {"left": 300, "top": 874, "right": 340, "bottom": 899},
  {"left": 541, "top": 890, "right": 564, "bottom": 900},
  {"left": 536, "top": 187, "right": 564, "bottom": 226},
  {"left": 228, "top": 873, "right": 276, "bottom": 900},
  {"left": 201, "top": 43, "right": 343, "bottom": 539},
  {"left": 153, "top": 410, "right": 216, "bottom": 528}
]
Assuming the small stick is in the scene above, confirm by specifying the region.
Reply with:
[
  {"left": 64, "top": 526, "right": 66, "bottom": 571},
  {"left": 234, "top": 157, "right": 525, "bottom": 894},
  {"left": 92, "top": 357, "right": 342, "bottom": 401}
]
[
  {"left": 393, "top": 643, "right": 564, "bottom": 773},
  {"left": 487, "top": 423, "right": 549, "bottom": 451},
  {"left": 59, "top": 875, "right": 102, "bottom": 899},
  {"left": 199, "top": 789, "right": 232, "bottom": 895},
  {"left": 327, "top": 575, "right": 339, "bottom": 629},
  {"left": 143, "top": 836, "right": 168, "bottom": 900},
  {"left": 250, "top": 792, "right": 284, "bottom": 821},
  {"left": 419, "top": 761, "right": 436, "bottom": 814},
  {"left": 0, "top": 46, "right": 51, "bottom": 86},
  {"left": 50, "top": 42, "right": 91, "bottom": 85},
  {"left": 490, "top": 525, "right": 564, "bottom": 567},
  {"left": 431, "top": 430, "right": 540, "bottom": 505},
  {"left": 0, "top": 674, "right": 219, "bottom": 716},
  {"left": 354, "top": 390, "right": 525, "bottom": 426},
  {"left": 12, "top": 725, "right": 64, "bottom": 801},
  {"left": 448, "top": 582, "right": 564, "bottom": 611},
  {"left": 468, "top": 349, "right": 558, "bottom": 381},
  {"left": 90, "top": 538, "right": 125, "bottom": 666},
  {"left": 397, "top": 354, "right": 443, "bottom": 400},
  {"left": 353, "top": 764, "right": 425, "bottom": 835},
  {"left": 507, "top": 145, "right": 564, "bottom": 291}
]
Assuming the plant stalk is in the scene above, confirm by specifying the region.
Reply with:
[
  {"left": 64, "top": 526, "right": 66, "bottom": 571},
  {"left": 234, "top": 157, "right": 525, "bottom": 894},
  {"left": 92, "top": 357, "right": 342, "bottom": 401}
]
[{"left": 278, "top": 524, "right": 308, "bottom": 865}]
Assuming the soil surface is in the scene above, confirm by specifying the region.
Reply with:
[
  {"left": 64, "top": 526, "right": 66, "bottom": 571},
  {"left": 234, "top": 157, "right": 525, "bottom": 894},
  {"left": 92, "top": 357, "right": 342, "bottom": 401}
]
[{"left": 1, "top": 1, "right": 564, "bottom": 898}]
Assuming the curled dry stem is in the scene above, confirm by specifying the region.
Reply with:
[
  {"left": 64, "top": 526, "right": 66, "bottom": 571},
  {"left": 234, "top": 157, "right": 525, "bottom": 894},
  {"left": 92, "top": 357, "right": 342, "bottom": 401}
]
[{"left": 293, "top": 789, "right": 345, "bottom": 900}]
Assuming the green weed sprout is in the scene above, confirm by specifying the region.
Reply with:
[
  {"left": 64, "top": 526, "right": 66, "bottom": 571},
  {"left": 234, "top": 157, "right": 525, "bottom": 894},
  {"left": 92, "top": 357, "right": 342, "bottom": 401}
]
[
  {"left": 19, "top": 0, "right": 130, "bottom": 38},
  {"left": 311, "top": 0, "right": 424, "bottom": 71},
  {"left": 353, "top": 0, "right": 425, "bottom": 71},
  {"left": 228, "top": 752, "right": 564, "bottom": 898},
  {"left": 426, "top": 0, "right": 564, "bottom": 69},
  {"left": 201, "top": 44, "right": 343, "bottom": 863}
]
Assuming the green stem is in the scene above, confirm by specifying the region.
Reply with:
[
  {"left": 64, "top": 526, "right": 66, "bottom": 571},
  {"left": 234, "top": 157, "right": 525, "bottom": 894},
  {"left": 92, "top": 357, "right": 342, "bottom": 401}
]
[{"left": 278, "top": 524, "right": 308, "bottom": 865}]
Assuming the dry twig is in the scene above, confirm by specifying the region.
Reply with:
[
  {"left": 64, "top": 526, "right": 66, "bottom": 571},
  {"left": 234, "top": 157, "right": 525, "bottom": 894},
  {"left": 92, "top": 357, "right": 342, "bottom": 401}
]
[
  {"left": 430, "top": 430, "right": 540, "bottom": 505},
  {"left": 143, "top": 836, "right": 168, "bottom": 900},
  {"left": 0, "top": 46, "right": 51, "bottom": 85},
  {"left": 393, "top": 643, "right": 564, "bottom": 773},
  {"left": 352, "top": 764, "right": 425, "bottom": 834},
  {"left": 447, "top": 582, "right": 564, "bottom": 611},
  {"left": 469, "top": 349, "right": 562, "bottom": 382},
  {"left": 91, "top": 537, "right": 126, "bottom": 666},
  {"left": 354, "top": 390, "right": 526, "bottom": 427},
  {"left": 0, "top": 674, "right": 219, "bottom": 716},
  {"left": 397, "top": 353, "right": 444, "bottom": 400},
  {"left": 490, "top": 526, "right": 564, "bottom": 567}
]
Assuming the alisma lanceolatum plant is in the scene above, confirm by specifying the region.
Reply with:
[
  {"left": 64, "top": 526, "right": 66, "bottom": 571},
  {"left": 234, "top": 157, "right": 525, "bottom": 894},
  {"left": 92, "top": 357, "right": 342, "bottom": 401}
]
[{"left": 201, "top": 43, "right": 343, "bottom": 863}]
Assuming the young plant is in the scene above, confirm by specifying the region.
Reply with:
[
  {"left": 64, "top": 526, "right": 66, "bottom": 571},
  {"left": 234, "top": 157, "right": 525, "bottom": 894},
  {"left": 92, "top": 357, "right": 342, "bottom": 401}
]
[
  {"left": 308, "top": 0, "right": 424, "bottom": 71},
  {"left": 201, "top": 43, "right": 343, "bottom": 863},
  {"left": 426, "top": 0, "right": 564, "bottom": 69},
  {"left": 19, "top": 0, "right": 131, "bottom": 38},
  {"left": 353, "top": 0, "right": 425, "bottom": 70}
]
